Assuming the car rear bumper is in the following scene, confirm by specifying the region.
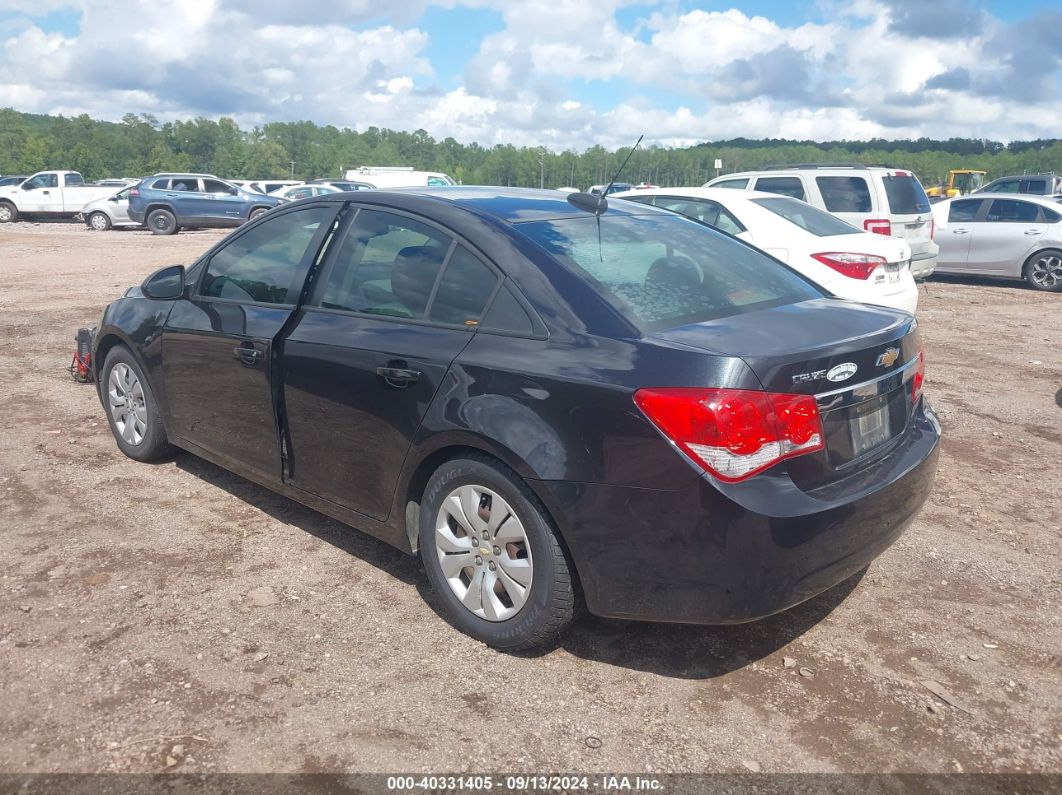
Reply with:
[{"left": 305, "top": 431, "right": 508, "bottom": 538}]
[
  {"left": 910, "top": 250, "right": 937, "bottom": 279},
  {"left": 538, "top": 400, "right": 940, "bottom": 624},
  {"left": 127, "top": 207, "right": 145, "bottom": 223}
]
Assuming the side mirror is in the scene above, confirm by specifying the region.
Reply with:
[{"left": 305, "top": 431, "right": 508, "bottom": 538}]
[
  {"left": 141, "top": 264, "right": 186, "bottom": 300},
  {"left": 21, "top": 181, "right": 34, "bottom": 191}
]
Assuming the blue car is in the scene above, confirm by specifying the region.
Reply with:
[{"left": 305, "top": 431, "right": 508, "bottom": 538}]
[{"left": 128, "top": 173, "right": 283, "bottom": 235}]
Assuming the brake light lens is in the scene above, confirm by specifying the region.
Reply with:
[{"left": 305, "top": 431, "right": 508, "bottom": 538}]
[
  {"left": 864, "top": 218, "right": 891, "bottom": 236},
  {"left": 929, "top": 218, "right": 935, "bottom": 240},
  {"left": 912, "top": 346, "right": 925, "bottom": 405},
  {"left": 811, "top": 252, "right": 886, "bottom": 280},
  {"left": 129, "top": 187, "right": 139, "bottom": 197},
  {"left": 634, "top": 388, "right": 825, "bottom": 482}
]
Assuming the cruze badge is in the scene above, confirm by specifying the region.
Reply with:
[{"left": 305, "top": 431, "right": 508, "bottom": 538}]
[
  {"left": 826, "top": 363, "right": 859, "bottom": 382},
  {"left": 876, "top": 347, "right": 900, "bottom": 367}
]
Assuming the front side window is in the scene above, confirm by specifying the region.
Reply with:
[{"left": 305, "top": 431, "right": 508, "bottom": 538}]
[
  {"left": 319, "top": 209, "right": 453, "bottom": 318},
  {"left": 986, "top": 199, "right": 1040, "bottom": 223},
  {"left": 653, "top": 197, "right": 746, "bottom": 235},
  {"left": 754, "top": 177, "right": 806, "bottom": 201},
  {"left": 24, "top": 174, "right": 57, "bottom": 190},
  {"left": 816, "top": 176, "right": 872, "bottom": 212},
  {"left": 713, "top": 178, "right": 749, "bottom": 189},
  {"left": 751, "top": 196, "right": 861, "bottom": 236},
  {"left": 201, "top": 206, "right": 333, "bottom": 304},
  {"left": 948, "top": 199, "right": 983, "bottom": 223},
  {"left": 202, "top": 179, "right": 235, "bottom": 195},
  {"left": 987, "top": 179, "right": 1019, "bottom": 194},
  {"left": 1043, "top": 206, "right": 1061, "bottom": 223},
  {"left": 515, "top": 213, "right": 822, "bottom": 333}
]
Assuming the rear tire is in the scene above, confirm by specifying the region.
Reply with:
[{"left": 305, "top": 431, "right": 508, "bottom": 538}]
[
  {"left": 419, "top": 455, "right": 575, "bottom": 651},
  {"left": 1024, "top": 249, "right": 1062, "bottom": 292},
  {"left": 0, "top": 201, "right": 17, "bottom": 223},
  {"left": 86, "top": 211, "right": 111, "bottom": 231},
  {"left": 147, "top": 208, "right": 178, "bottom": 235},
  {"left": 101, "top": 346, "right": 171, "bottom": 462},
  {"left": 247, "top": 207, "right": 269, "bottom": 222}
]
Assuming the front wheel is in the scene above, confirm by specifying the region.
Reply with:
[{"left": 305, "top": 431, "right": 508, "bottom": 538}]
[
  {"left": 0, "top": 201, "right": 17, "bottom": 223},
  {"left": 419, "top": 456, "right": 575, "bottom": 651},
  {"left": 86, "top": 211, "right": 112, "bottom": 231},
  {"left": 101, "top": 346, "right": 171, "bottom": 462},
  {"left": 147, "top": 208, "right": 178, "bottom": 235},
  {"left": 1025, "top": 249, "right": 1062, "bottom": 292}
]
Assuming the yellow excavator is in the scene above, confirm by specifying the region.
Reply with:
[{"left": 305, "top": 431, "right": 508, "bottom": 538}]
[{"left": 925, "top": 169, "right": 987, "bottom": 199}]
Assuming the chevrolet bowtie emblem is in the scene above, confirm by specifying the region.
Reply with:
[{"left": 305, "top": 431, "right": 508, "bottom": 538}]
[{"left": 876, "top": 347, "right": 900, "bottom": 367}]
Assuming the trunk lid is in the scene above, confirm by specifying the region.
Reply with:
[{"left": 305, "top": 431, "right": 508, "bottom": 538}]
[{"left": 649, "top": 298, "right": 922, "bottom": 485}]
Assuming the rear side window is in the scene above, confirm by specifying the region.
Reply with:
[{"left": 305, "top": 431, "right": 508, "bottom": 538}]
[
  {"left": 66, "top": 173, "right": 85, "bottom": 186},
  {"left": 515, "top": 214, "right": 822, "bottom": 332},
  {"left": 481, "top": 284, "right": 535, "bottom": 335},
  {"left": 429, "top": 247, "right": 499, "bottom": 326},
  {"left": 319, "top": 209, "right": 452, "bottom": 319},
  {"left": 882, "top": 174, "right": 931, "bottom": 214},
  {"left": 201, "top": 206, "right": 332, "bottom": 305},
  {"left": 948, "top": 199, "right": 983, "bottom": 223},
  {"left": 713, "top": 178, "right": 749, "bottom": 189},
  {"left": 754, "top": 177, "right": 806, "bottom": 201},
  {"left": 170, "top": 178, "right": 199, "bottom": 192},
  {"left": 1022, "top": 179, "right": 1046, "bottom": 194},
  {"left": 986, "top": 199, "right": 1039, "bottom": 223},
  {"left": 751, "top": 196, "right": 861, "bottom": 236},
  {"left": 816, "top": 176, "right": 872, "bottom": 212}
]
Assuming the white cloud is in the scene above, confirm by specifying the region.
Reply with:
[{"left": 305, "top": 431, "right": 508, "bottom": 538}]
[{"left": 0, "top": 0, "right": 1059, "bottom": 149}]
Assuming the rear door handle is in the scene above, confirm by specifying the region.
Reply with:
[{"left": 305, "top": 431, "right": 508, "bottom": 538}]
[
  {"left": 376, "top": 366, "right": 421, "bottom": 385},
  {"left": 233, "top": 346, "right": 263, "bottom": 366},
  {"left": 1024, "top": 229, "right": 1043, "bottom": 235},
  {"left": 952, "top": 229, "right": 969, "bottom": 235}
]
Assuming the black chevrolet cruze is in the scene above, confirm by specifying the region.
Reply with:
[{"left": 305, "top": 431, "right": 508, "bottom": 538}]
[{"left": 93, "top": 188, "right": 940, "bottom": 649}]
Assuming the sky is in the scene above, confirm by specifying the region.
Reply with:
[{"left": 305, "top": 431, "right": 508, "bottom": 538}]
[{"left": 0, "top": 0, "right": 1059, "bottom": 150}]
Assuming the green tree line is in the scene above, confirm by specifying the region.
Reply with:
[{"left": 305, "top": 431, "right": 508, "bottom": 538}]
[{"left": 1, "top": 108, "right": 1060, "bottom": 190}]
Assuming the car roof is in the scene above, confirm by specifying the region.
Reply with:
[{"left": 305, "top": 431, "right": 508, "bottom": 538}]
[
  {"left": 945, "top": 192, "right": 1062, "bottom": 206},
  {"left": 611, "top": 186, "right": 782, "bottom": 203},
  {"left": 310, "top": 186, "right": 670, "bottom": 223}
]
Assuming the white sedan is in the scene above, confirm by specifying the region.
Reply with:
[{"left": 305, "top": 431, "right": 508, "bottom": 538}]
[
  {"left": 275, "top": 183, "right": 343, "bottom": 202},
  {"left": 613, "top": 187, "right": 919, "bottom": 314}
]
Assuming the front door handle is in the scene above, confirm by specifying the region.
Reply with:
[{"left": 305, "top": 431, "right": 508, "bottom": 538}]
[
  {"left": 376, "top": 365, "right": 421, "bottom": 386},
  {"left": 951, "top": 229, "right": 969, "bottom": 235},
  {"left": 233, "top": 346, "right": 263, "bottom": 366},
  {"left": 1024, "top": 229, "right": 1043, "bottom": 235}
]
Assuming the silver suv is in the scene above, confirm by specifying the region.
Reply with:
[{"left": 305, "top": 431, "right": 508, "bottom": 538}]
[
  {"left": 705, "top": 164, "right": 939, "bottom": 278},
  {"left": 974, "top": 174, "right": 1062, "bottom": 198}
]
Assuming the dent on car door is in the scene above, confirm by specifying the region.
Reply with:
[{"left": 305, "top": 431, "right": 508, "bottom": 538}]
[
  {"left": 159, "top": 204, "right": 341, "bottom": 480},
  {"left": 281, "top": 207, "right": 499, "bottom": 522}
]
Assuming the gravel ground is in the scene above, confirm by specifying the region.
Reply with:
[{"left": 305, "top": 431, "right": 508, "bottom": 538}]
[{"left": 0, "top": 221, "right": 1059, "bottom": 776}]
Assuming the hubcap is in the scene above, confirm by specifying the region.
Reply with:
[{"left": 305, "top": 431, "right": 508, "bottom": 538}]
[
  {"left": 1031, "top": 254, "right": 1062, "bottom": 288},
  {"left": 434, "top": 484, "right": 533, "bottom": 622},
  {"left": 90, "top": 214, "right": 107, "bottom": 230},
  {"left": 0, "top": 206, "right": 12, "bottom": 221},
  {"left": 108, "top": 363, "right": 147, "bottom": 445}
]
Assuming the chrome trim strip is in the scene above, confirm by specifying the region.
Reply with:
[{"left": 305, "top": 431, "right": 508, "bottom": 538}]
[{"left": 814, "top": 355, "right": 919, "bottom": 401}]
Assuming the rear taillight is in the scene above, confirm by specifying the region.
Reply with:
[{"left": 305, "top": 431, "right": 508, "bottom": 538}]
[
  {"left": 929, "top": 218, "right": 935, "bottom": 240},
  {"left": 912, "top": 346, "right": 925, "bottom": 405},
  {"left": 634, "top": 388, "right": 825, "bottom": 483},
  {"left": 864, "top": 219, "right": 891, "bottom": 236},
  {"left": 811, "top": 252, "right": 885, "bottom": 280},
  {"left": 129, "top": 187, "right": 139, "bottom": 197}
]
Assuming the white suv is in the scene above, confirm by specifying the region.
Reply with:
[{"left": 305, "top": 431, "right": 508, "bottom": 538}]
[{"left": 705, "top": 165, "right": 939, "bottom": 278}]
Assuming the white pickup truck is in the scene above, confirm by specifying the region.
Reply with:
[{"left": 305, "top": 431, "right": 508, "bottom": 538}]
[{"left": 0, "top": 171, "right": 118, "bottom": 223}]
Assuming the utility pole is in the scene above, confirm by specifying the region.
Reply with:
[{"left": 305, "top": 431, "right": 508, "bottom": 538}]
[
  {"left": 539, "top": 148, "right": 546, "bottom": 189},
  {"left": 290, "top": 160, "right": 296, "bottom": 180}
]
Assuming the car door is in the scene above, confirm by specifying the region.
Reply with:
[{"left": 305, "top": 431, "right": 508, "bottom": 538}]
[
  {"left": 160, "top": 203, "right": 341, "bottom": 481},
  {"left": 966, "top": 199, "right": 1046, "bottom": 274},
  {"left": 936, "top": 198, "right": 983, "bottom": 270},
  {"left": 281, "top": 207, "right": 499, "bottom": 521},
  {"left": 201, "top": 178, "right": 249, "bottom": 224},
  {"left": 18, "top": 173, "right": 61, "bottom": 212}
]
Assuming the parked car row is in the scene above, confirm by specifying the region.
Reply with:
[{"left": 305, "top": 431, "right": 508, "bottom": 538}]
[{"left": 90, "top": 186, "right": 940, "bottom": 650}]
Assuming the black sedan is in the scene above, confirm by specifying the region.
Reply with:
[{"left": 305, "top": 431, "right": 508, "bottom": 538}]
[{"left": 92, "top": 188, "right": 940, "bottom": 650}]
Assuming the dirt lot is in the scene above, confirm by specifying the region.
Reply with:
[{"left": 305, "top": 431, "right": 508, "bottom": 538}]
[{"left": 0, "top": 221, "right": 1060, "bottom": 777}]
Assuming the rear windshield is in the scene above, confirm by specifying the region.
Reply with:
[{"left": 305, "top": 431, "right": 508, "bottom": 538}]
[
  {"left": 514, "top": 214, "right": 823, "bottom": 333},
  {"left": 883, "top": 174, "right": 931, "bottom": 214},
  {"left": 751, "top": 196, "right": 861, "bottom": 236}
]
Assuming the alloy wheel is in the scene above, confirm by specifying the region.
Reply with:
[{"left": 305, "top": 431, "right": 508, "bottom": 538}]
[
  {"left": 1030, "top": 253, "right": 1062, "bottom": 289},
  {"left": 108, "top": 363, "right": 147, "bottom": 445},
  {"left": 434, "top": 484, "right": 534, "bottom": 621}
]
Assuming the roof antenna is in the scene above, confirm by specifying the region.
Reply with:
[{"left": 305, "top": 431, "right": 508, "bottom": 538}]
[{"left": 567, "top": 134, "right": 643, "bottom": 217}]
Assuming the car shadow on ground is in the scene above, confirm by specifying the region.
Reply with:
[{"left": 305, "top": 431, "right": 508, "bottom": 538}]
[
  {"left": 924, "top": 273, "right": 1028, "bottom": 290},
  {"left": 173, "top": 451, "right": 861, "bottom": 679},
  {"left": 173, "top": 454, "right": 421, "bottom": 587}
]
